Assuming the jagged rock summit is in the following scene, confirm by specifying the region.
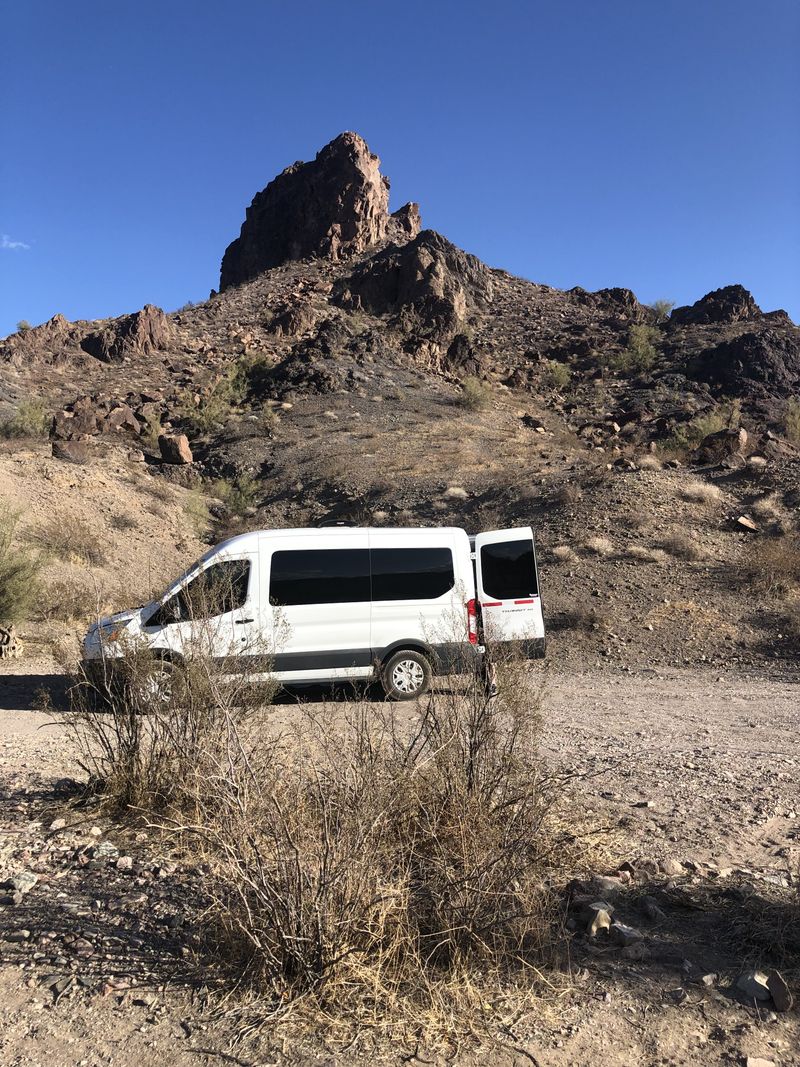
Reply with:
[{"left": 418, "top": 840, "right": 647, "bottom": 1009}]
[{"left": 219, "top": 132, "right": 420, "bottom": 290}]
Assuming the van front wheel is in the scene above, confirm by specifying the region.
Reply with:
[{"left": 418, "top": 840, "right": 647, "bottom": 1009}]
[{"left": 381, "top": 650, "right": 432, "bottom": 701}]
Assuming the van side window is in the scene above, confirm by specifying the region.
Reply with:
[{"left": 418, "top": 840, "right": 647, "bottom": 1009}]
[
  {"left": 480, "top": 540, "right": 537, "bottom": 600},
  {"left": 371, "top": 548, "right": 454, "bottom": 601},
  {"left": 270, "top": 549, "right": 370, "bottom": 606},
  {"left": 150, "top": 559, "right": 251, "bottom": 625}
]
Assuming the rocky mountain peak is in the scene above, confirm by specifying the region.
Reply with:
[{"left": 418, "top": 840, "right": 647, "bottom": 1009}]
[
  {"left": 671, "top": 284, "right": 762, "bottom": 326},
  {"left": 219, "top": 132, "right": 420, "bottom": 291}
]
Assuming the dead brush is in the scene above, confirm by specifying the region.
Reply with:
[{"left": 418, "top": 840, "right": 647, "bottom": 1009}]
[
  {"left": 32, "top": 513, "right": 107, "bottom": 567},
  {"left": 193, "top": 653, "right": 606, "bottom": 1044},
  {"left": 661, "top": 531, "right": 706, "bottom": 561},
  {"left": 742, "top": 536, "right": 800, "bottom": 597},
  {"left": 70, "top": 634, "right": 609, "bottom": 1045},
  {"left": 681, "top": 479, "right": 722, "bottom": 505}
]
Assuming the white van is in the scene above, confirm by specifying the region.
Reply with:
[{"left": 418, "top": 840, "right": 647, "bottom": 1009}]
[{"left": 82, "top": 525, "right": 545, "bottom": 700}]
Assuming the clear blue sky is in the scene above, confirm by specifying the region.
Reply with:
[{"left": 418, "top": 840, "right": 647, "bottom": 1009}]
[{"left": 2, "top": 0, "right": 798, "bottom": 337}]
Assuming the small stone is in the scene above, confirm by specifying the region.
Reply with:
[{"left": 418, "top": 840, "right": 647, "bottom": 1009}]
[
  {"left": 49, "top": 818, "right": 66, "bottom": 831},
  {"left": 610, "top": 921, "right": 643, "bottom": 947},
  {"left": 8, "top": 929, "right": 31, "bottom": 941},
  {"left": 736, "top": 515, "right": 758, "bottom": 532},
  {"left": 8, "top": 872, "right": 38, "bottom": 896},
  {"left": 634, "top": 800, "right": 655, "bottom": 809},
  {"left": 746, "top": 1058, "right": 775, "bottom": 1067},
  {"left": 736, "top": 969, "right": 771, "bottom": 1002},
  {"left": 697, "top": 972, "right": 717, "bottom": 987},
  {"left": 88, "top": 826, "right": 102, "bottom": 837},
  {"left": 116, "top": 856, "right": 134, "bottom": 872},
  {"left": 766, "top": 969, "right": 793, "bottom": 1012},
  {"left": 95, "top": 841, "right": 119, "bottom": 861},
  {"left": 659, "top": 857, "right": 684, "bottom": 877}
]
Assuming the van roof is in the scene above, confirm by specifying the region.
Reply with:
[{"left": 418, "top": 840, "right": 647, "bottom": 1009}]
[{"left": 214, "top": 526, "right": 469, "bottom": 552}]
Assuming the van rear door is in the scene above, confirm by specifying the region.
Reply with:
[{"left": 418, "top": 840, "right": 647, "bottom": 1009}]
[{"left": 474, "top": 527, "right": 545, "bottom": 652}]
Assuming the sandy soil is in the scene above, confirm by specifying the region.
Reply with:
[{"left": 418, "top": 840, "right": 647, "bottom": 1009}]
[{"left": 0, "top": 658, "right": 798, "bottom": 1066}]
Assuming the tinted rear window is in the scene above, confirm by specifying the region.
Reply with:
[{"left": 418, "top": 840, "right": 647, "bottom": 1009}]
[
  {"left": 270, "top": 549, "right": 370, "bottom": 606},
  {"left": 480, "top": 538, "right": 537, "bottom": 600},
  {"left": 371, "top": 547, "right": 454, "bottom": 601}
]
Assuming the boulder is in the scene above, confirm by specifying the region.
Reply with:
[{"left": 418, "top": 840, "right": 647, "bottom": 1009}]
[
  {"left": 220, "top": 132, "right": 407, "bottom": 289},
  {"left": 104, "top": 404, "right": 140, "bottom": 435},
  {"left": 695, "top": 427, "right": 748, "bottom": 464},
  {"left": 51, "top": 437, "right": 93, "bottom": 464},
  {"left": 158, "top": 433, "right": 192, "bottom": 465},
  {"left": 689, "top": 328, "right": 800, "bottom": 397}
]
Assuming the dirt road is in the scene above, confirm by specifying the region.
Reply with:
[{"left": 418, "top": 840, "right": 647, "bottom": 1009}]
[{"left": 0, "top": 658, "right": 798, "bottom": 1066}]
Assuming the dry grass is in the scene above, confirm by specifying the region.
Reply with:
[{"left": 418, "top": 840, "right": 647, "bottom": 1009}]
[
  {"left": 551, "top": 544, "right": 577, "bottom": 563},
  {"left": 32, "top": 513, "right": 107, "bottom": 566},
  {"left": 67, "top": 641, "right": 610, "bottom": 1046},
  {"left": 583, "top": 536, "right": 614, "bottom": 557},
  {"left": 36, "top": 575, "right": 101, "bottom": 623},
  {"left": 742, "top": 536, "right": 800, "bottom": 597},
  {"left": 680, "top": 479, "right": 722, "bottom": 505},
  {"left": 636, "top": 454, "right": 661, "bottom": 470},
  {"left": 660, "top": 531, "right": 706, "bottom": 561},
  {"left": 624, "top": 544, "right": 667, "bottom": 564},
  {"left": 751, "top": 494, "right": 785, "bottom": 524}
]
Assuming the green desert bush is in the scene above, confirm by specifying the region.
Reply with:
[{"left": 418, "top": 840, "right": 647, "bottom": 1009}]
[
  {"left": 0, "top": 399, "right": 50, "bottom": 439},
  {"left": 0, "top": 508, "right": 43, "bottom": 622},
  {"left": 609, "top": 324, "right": 660, "bottom": 374},
  {"left": 785, "top": 398, "right": 800, "bottom": 445},
  {"left": 544, "top": 359, "right": 572, "bottom": 391},
  {"left": 457, "top": 376, "right": 492, "bottom": 411}
]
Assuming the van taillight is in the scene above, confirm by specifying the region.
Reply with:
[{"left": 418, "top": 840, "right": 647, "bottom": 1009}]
[{"left": 467, "top": 598, "right": 478, "bottom": 644}]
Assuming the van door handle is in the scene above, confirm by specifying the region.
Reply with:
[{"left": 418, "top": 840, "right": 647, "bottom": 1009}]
[{"left": 235, "top": 619, "right": 255, "bottom": 625}]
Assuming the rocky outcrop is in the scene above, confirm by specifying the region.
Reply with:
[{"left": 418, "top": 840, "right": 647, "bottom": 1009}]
[
  {"left": 332, "top": 230, "right": 493, "bottom": 344},
  {"left": 1, "top": 314, "right": 80, "bottom": 367},
  {"left": 79, "top": 305, "right": 173, "bottom": 363},
  {"left": 220, "top": 133, "right": 418, "bottom": 290},
  {"left": 387, "top": 202, "right": 422, "bottom": 242},
  {"left": 671, "top": 285, "right": 762, "bottom": 326},
  {"left": 689, "top": 328, "right": 800, "bottom": 396}
]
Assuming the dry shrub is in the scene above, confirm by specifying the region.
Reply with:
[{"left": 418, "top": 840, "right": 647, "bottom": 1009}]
[
  {"left": 68, "top": 639, "right": 607, "bottom": 1043},
  {"left": 751, "top": 494, "right": 785, "bottom": 523},
  {"left": 742, "top": 536, "right": 800, "bottom": 597},
  {"left": 552, "top": 544, "right": 577, "bottom": 563},
  {"left": 33, "top": 513, "right": 106, "bottom": 566},
  {"left": 558, "top": 604, "right": 611, "bottom": 632},
  {"left": 554, "top": 484, "right": 582, "bottom": 505},
  {"left": 36, "top": 575, "right": 100, "bottom": 623},
  {"left": 681, "top": 479, "right": 722, "bottom": 505},
  {"left": 624, "top": 544, "right": 667, "bottom": 564},
  {"left": 583, "top": 536, "right": 614, "bottom": 557},
  {"left": 457, "top": 376, "right": 492, "bottom": 412},
  {"left": 661, "top": 531, "right": 706, "bottom": 561},
  {"left": 636, "top": 454, "right": 661, "bottom": 470}
]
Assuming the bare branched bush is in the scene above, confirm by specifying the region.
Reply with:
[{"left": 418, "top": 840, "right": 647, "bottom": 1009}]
[
  {"left": 68, "top": 631, "right": 607, "bottom": 1042},
  {"left": 551, "top": 544, "right": 577, "bottom": 563},
  {"left": 33, "top": 513, "right": 107, "bottom": 566},
  {"left": 742, "top": 536, "right": 800, "bottom": 597},
  {"left": 636, "top": 454, "right": 661, "bottom": 470},
  {"left": 36, "top": 575, "right": 99, "bottom": 622}
]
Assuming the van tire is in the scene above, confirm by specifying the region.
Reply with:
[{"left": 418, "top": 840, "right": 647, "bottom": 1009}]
[{"left": 381, "top": 650, "right": 432, "bottom": 701}]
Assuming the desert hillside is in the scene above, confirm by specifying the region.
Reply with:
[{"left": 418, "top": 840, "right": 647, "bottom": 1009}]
[{"left": 1, "top": 131, "right": 798, "bottom": 669}]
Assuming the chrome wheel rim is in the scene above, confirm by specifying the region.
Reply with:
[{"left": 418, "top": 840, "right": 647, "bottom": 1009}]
[{"left": 392, "top": 659, "right": 424, "bottom": 694}]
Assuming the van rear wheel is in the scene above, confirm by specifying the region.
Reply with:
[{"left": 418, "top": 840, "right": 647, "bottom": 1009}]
[{"left": 381, "top": 650, "right": 432, "bottom": 701}]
